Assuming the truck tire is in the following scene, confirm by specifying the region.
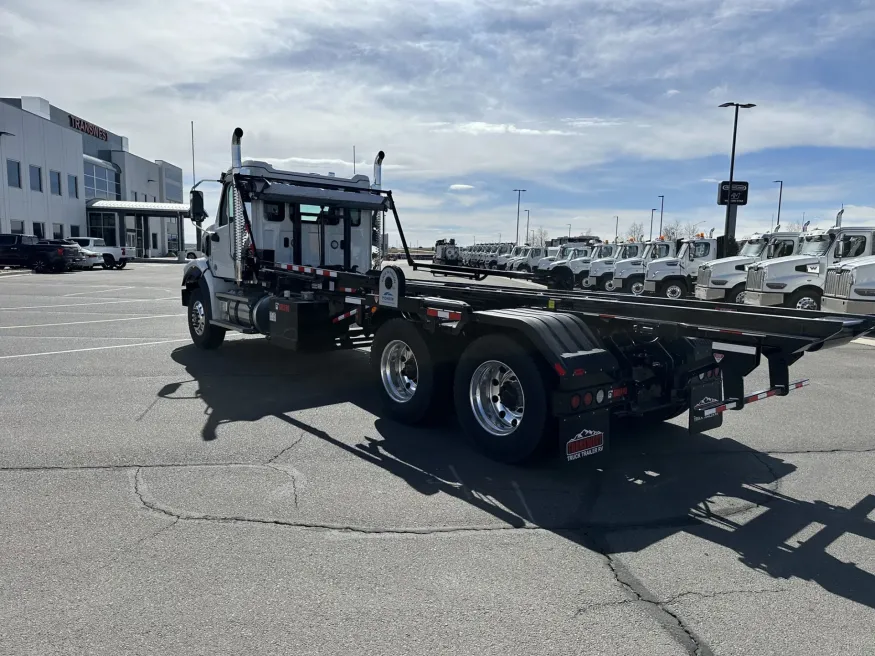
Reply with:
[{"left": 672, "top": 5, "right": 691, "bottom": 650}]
[
  {"left": 115, "top": 261, "right": 127, "bottom": 270},
  {"left": 551, "top": 267, "right": 574, "bottom": 290},
  {"left": 371, "top": 318, "right": 449, "bottom": 424},
  {"left": 727, "top": 283, "right": 746, "bottom": 304},
  {"left": 32, "top": 257, "right": 50, "bottom": 274},
  {"left": 660, "top": 279, "right": 687, "bottom": 300},
  {"left": 102, "top": 255, "right": 115, "bottom": 269},
  {"left": 188, "top": 286, "right": 226, "bottom": 349},
  {"left": 627, "top": 276, "right": 645, "bottom": 295},
  {"left": 453, "top": 334, "right": 550, "bottom": 464},
  {"left": 786, "top": 287, "right": 821, "bottom": 311}
]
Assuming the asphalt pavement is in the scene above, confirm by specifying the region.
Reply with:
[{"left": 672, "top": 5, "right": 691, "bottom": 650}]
[{"left": 1, "top": 264, "right": 874, "bottom": 655}]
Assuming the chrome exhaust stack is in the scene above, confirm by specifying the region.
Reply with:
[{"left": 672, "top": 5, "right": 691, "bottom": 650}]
[
  {"left": 372, "top": 151, "right": 385, "bottom": 189},
  {"left": 231, "top": 128, "right": 245, "bottom": 283}
]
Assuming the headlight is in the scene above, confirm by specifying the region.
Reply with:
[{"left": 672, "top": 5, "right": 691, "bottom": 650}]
[
  {"left": 712, "top": 279, "right": 729, "bottom": 285},
  {"left": 766, "top": 282, "right": 787, "bottom": 289}
]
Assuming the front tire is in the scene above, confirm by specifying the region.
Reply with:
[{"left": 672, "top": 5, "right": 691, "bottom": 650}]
[
  {"left": 628, "top": 277, "right": 645, "bottom": 295},
  {"left": 115, "top": 261, "right": 127, "bottom": 270},
  {"left": 453, "top": 334, "right": 551, "bottom": 464},
  {"left": 371, "top": 318, "right": 449, "bottom": 424},
  {"left": 787, "top": 288, "right": 821, "bottom": 311},
  {"left": 727, "top": 283, "right": 746, "bottom": 304},
  {"left": 188, "top": 286, "right": 226, "bottom": 349},
  {"left": 660, "top": 279, "right": 687, "bottom": 300}
]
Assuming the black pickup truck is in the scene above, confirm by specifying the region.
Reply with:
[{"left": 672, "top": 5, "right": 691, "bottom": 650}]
[{"left": 0, "top": 234, "right": 79, "bottom": 273}]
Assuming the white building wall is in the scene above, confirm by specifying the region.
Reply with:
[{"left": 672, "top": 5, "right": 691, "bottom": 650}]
[{"left": 0, "top": 102, "right": 85, "bottom": 236}]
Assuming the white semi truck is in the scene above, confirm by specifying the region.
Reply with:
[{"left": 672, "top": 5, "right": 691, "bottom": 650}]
[
  {"left": 694, "top": 231, "right": 802, "bottom": 304},
  {"left": 585, "top": 241, "right": 645, "bottom": 291},
  {"left": 179, "top": 127, "right": 875, "bottom": 467},
  {"left": 612, "top": 238, "right": 676, "bottom": 295},
  {"left": 744, "top": 226, "right": 875, "bottom": 310},
  {"left": 643, "top": 234, "right": 722, "bottom": 299},
  {"left": 547, "top": 242, "right": 615, "bottom": 290},
  {"left": 821, "top": 254, "right": 875, "bottom": 315}
]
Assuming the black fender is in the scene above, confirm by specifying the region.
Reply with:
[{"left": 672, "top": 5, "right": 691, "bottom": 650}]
[{"left": 180, "top": 265, "right": 204, "bottom": 306}]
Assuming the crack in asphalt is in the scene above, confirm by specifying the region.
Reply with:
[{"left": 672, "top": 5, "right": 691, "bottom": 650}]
[{"left": 267, "top": 432, "right": 305, "bottom": 464}]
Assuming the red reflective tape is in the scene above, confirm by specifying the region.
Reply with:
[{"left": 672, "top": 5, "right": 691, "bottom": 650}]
[
  {"left": 553, "top": 363, "right": 567, "bottom": 377},
  {"left": 611, "top": 386, "right": 628, "bottom": 399},
  {"left": 340, "top": 287, "right": 356, "bottom": 293},
  {"left": 572, "top": 368, "right": 585, "bottom": 376},
  {"left": 331, "top": 308, "right": 359, "bottom": 323},
  {"left": 599, "top": 314, "right": 616, "bottom": 319},
  {"left": 426, "top": 308, "right": 462, "bottom": 321},
  {"left": 720, "top": 329, "right": 743, "bottom": 335}
]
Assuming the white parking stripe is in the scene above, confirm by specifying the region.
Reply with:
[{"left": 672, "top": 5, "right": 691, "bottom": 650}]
[
  {"left": 0, "top": 297, "right": 177, "bottom": 311},
  {"left": 63, "top": 286, "right": 135, "bottom": 297},
  {"left": 0, "top": 314, "right": 183, "bottom": 329},
  {"left": 853, "top": 337, "right": 875, "bottom": 347},
  {"left": 0, "top": 338, "right": 191, "bottom": 360}
]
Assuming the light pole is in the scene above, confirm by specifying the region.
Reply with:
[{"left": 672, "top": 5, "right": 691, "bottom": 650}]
[
  {"left": 657, "top": 195, "right": 665, "bottom": 237},
  {"left": 614, "top": 215, "right": 619, "bottom": 243},
  {"left": 566, "top": 223, "right": 572, "bottom": 238},
  {"left": 513, "top": 189, "right": 526, "bottom": 245},
  {"left": 524, "top": 209, "right": 530, "bottom": 244},
  {"left": 719, "top": 102, "right": 756, "bottom": 254},
  {"left": 649, "top": 208, "right": 658, "bottom": 240},
  {"left": 773, "top": 180, "right": 783, "bottom": 230}
]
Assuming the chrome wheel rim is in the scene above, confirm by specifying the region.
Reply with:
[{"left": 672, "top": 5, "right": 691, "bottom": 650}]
[
  {"left": 380, "top": 340, "right": 418, "bottom": 403},
  {"left": 631, "top": 281, "right": 644, "bottom": 295},
  {"left": 735, "top": 290, "right": 747, "bottom": 304},
  {"left": 796, "top": 296, "right": 818, "bottom": 310},
  {"left": 666, "top": 285, "right": 683, "bottom": 299},
  {"left": 191, "top": 300, "right": 206, "bottom": 336},
  {"left": 605, "top": 279, "right": 616, "bottom": 291},
  {"left": 469, "top": 360, "right": 524, "bottom": 437}
]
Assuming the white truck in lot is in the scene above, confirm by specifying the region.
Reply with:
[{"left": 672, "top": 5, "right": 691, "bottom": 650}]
[
  {"left": 548, "top": 242, "right": 614, "bottom": 289},
  {"left": 821, "top": 254, "right": 875, "bottom": 315},
  {"left": 695, "top": 231, "right": 802, "bottom": 304},
  {"left": 534, "top": 246, "right": 561, "bottom": 272},
  {"left": 69, "top": 237, "right": 133, "bottom": 269},
  {"left": 585, "top": 241, "right": 644, "bottom": 291},
  {"left": 612, "top": 238, "right": 676, "bottom": 294},
  {"left": 508, "top": 246, "right": 547, "bottom": 272},
  {"left": 643, "top": 234, "right": 721, "bottom": 299},
  {"left": 744, "top": 226, "right": 875, "bottom": 310},
  {"left": 433, "top": 239, "right": 460, "bottom": 266}
]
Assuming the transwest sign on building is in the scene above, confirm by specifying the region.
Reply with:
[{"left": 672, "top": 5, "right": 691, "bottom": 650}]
[{"left": 68, "top": 114, "right": 108, "bottom": 141}]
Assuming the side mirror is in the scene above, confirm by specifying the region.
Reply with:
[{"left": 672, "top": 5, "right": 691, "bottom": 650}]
[
  {"left": 835, "top": 241, "right": 847, "bottom": 258},
  {"left": 190, "top": 190, "right": 208, "bottom": 223},
  {"left": 688, "top": 247, "right": 696, "bottom": 261}
]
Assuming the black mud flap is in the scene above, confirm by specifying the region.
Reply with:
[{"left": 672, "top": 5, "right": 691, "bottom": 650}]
[
  {"left": 689, "top": 376, "right": 724, "bottom": 434},
  {"left": 558, "top": 407, "right": 610, "bottom": 465}
]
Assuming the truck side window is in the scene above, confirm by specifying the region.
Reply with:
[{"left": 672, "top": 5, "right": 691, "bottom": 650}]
[
  {"left": 264, "top": 202, "right": 285, "bottom": 222},
  {"left": 349, "top": 210, "right": 362, "bottom": 227},
  {"left": 218, "top": 185, "right": 235, "bottom": 227},
  {"left": 693, "top": 242, "right": 710, "bottom": 258},
  {"left": 845, "top": 235, "right": 867, "bottom": 258}
]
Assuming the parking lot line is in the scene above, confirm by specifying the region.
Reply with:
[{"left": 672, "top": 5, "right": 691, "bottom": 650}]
[
  {"left": 853, "top": 337, "right": 875, "bottom": 347},
  {"left": 0, "top": 338, "right": 191, "bottom": 360},
  {"left": 63, "top": 286, "right": 136, "bottom": 297},
  {"left": 0, "top": 314, "right": 184, "bottom": 329},
  {"left": 0, "top": 297, "right": 177, "bottom": 311}
]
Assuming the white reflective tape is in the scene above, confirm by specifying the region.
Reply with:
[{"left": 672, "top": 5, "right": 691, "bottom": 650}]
[
  {"left": 345, "top": 297, "right": 363, "bottom": 305},
  {"left": 711, "top": 341, "right": 757, "bottom": 355}
]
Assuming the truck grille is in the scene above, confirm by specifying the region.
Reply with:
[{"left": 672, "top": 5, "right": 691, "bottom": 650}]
[
  {"left": 824, "top": 269, "right": 852, "bottom": 297},
  {"left": 698, "top": 267, "right": 711, "bottom": 287},
  {"left": 746, "top": 268, "right": 765, "bottom": 291}
]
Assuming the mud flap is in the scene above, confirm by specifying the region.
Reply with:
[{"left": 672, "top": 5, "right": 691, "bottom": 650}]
[
  {"left": 558, "top": 407, "right": 610, "bottom": 465},
  {"left": 689, "top": 376, "right": 724, "bottom": 434}
]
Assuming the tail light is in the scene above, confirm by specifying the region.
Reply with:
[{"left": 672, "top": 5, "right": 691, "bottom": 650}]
[
  {"left": 121, "top": 248, "right": 126, "bottom": 255},
  {"left": 57, "top": 248, "right": 64, "bottom": 255}
]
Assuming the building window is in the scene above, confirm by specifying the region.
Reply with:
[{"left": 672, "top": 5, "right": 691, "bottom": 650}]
[
  {"left": 11, "top": 220, "right": 24, "bottom": 235},
  {"left": 83, "top": 162, "right": 120, "bottom": 200},
  {"left": 88, "top": 212, "right": 117, "bottom": 247},
  {"left": 50, "top": 170, "right": 62, "bottom": 196},
  {"left": 29, "top": 165, "right": 43, "bottom": 192},
  {"left": 32, "top": 222, "right": 45, "bottom": 239},
  {"left": 70, "top": 225, "right": 81, "bottom": 237},
  {"left": 68, "top": 174, "right": 78, "bottom": 199},
  {"left": 6, "top": 160, "right": 21, "bottom": 188},
  {"left": 151, "top": 233, "right": 158, "bottom": 250},
  {"left": 52, "top": 223, "right": 64, "bottom": 239}
]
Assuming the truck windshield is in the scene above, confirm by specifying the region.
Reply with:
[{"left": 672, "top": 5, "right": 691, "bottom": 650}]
[
  {"left": 520, "top": 248, "right": 531, "bottom": 258},
  {"left": 739, "top": 239, "right": 767, "bottom": 257},
  {"left": 677, "top": 243, "right": 689, "bottom": 260},
  {"left": 800, "top": 235, "right": 832, "bottom": 256},
  {"left": 557, "top": 246, "right": 574, "bottom": 259},
  {"left": 509, "top": 247, "right": 523, "bottom": 258},
  {"left": 547, "top": 247, "right": 559, "bottom": 257}
]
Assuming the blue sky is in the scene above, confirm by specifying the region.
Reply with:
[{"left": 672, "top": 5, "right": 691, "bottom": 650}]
[{"left": 2, "top": 0, "right": 874, "bottom": 245}]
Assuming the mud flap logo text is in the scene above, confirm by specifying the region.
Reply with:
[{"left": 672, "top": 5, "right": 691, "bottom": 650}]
[{"left": 566, "top": 429, "right": 604, "bottom": 461}]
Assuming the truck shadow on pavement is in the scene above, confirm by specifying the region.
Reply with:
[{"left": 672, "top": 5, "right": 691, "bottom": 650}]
[{"left": 162, "top": 339, "right": 875, "bottom": 612}]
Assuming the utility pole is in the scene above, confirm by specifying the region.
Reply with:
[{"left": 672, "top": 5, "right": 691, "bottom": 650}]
[
  {"left": 353, "top": 146, "right": 356, "bottom": 174},
  {"left": 513, "top": 189, "right": 526, "bottom": 245},
  {"left": 658, "top": 195, "right": 665, "bottom": 236},
  {"left": 566, "top": 223, "right": 571, "bottom": 238},
  {"left": 719, "top": 102, "right": 756, "bottom": 254},
  {"left": 773, "top": 180, "right": 783, "bottom": 229}
]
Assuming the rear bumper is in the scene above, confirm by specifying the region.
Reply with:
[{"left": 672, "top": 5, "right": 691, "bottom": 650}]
[
  {"left": 822, "top": 295, "right": 875, "bottom": 315},
  {"left": 744, "top": 290, "right": 784, "bottom": 307},
  {"left": 695, "top": 285, "right": 726, "bottom": 301}
]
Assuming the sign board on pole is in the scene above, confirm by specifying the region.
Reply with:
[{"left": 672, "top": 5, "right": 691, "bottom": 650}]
[{"left": 717, "top": 181, "right": 749, "bottom": 206}]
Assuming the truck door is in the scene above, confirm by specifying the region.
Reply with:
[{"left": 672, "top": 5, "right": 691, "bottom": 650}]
[{"left": 208, "top": 182, "right": 237, "bottom": 280}]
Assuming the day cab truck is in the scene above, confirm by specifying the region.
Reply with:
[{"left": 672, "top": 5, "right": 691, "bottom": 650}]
[
  {"left": 643, "top": 233, "right": 721, "bottom": 299},
  {"left": 695, "top": 231, "right": 802, "bottom": 304},
  {"left": 821, "top": 254, "right": 875, "bottom": 315},
  {"left": 585, "top": 241, "right": 645, "bottom": 291},
  {"left": 179, "top": 128, "right": 875, "bottom": 467},
  {"left": 612, "top": 238, "right": 676, "bottom": 295},
  {"left": 744, "top": 226, "right": 875, "bottom": 311},
  {"left": 546, "top": 241, "right": 614, "bottom": 290}
]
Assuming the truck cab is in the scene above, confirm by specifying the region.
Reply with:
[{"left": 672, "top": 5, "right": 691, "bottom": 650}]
[
  {"left": 695, "top": 231, "right": 801, "bottom": 304},
  {"left": 497, "top": 245, "right": 526, "bottom": 270},
  {"left": 744, "top": 227, "right": 875, "bottom": 310},
  {"left": 821, "top": 254, "right": 875, "bottom": 315},
  {"left": 613, "top": 238, "right": 675, "bottom": 295},
  {"left": 484, "top": 243, "right": 512, "bottom": 269},
  {"left": 508, "top": 246, "right": 546, "bottom": 272},
  {"left": 643, "top": 235, "right": 720, "bottom": 299},
  {"left": 551, "top": 242, "right": 614, "bottom": 288},
  {"left": 534, "top": 246, "right": 561, "bottom": 271},
  {"left": 585, "top": 241, "right": 644, "bottom": 291}
]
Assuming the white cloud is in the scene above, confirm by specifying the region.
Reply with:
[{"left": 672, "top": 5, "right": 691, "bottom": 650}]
[
  {"left": 665, "top": 89, "right": 681, "bottom": 97},
  {"left": 448, "top": 184, "right": 475, "bottom": 191}
]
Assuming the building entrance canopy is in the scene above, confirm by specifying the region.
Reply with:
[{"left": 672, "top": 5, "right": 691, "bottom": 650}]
[{"left": 86, "top": 199, "right": 190, "bottom": 259}]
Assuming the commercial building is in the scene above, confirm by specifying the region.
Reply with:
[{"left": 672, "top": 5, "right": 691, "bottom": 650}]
[{"left": 0, "top": 96, "right": 187, "bottom": 256}]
